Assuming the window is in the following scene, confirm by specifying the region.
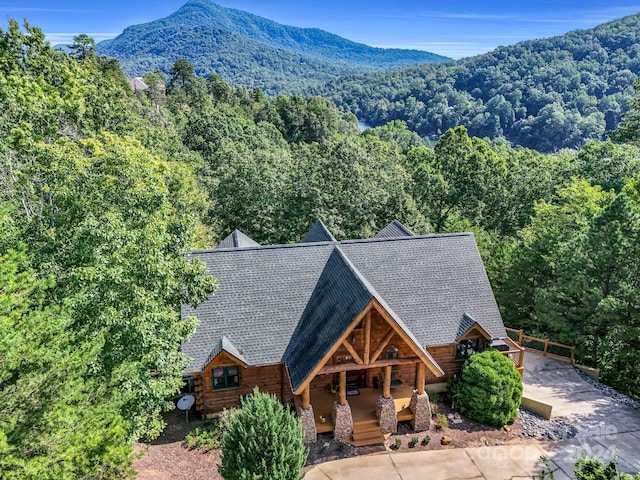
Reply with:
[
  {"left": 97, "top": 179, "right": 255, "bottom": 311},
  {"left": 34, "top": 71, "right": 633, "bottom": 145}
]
[
  {"left": 456, "top": 338, "right": 479, "bottom": 361},
  {"left": 384, "top": 346, "right": 399, "bottom": 360},
  {"left": 213, "top": 366, "right": 240, "bottom": 390}
]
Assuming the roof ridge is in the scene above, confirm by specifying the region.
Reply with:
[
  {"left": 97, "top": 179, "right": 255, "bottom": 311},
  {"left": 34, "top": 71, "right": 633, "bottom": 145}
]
[{"left": 191, "top": 232, "right": 475, "bottom": 255}]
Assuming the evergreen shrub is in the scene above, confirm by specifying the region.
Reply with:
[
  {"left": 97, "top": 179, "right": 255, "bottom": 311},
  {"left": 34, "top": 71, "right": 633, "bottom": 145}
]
[
  {"left": 450, "top": 349, "right": 523, "bottom": 427},
  {"left": 219, "top": 388, "right": 308, "bottom": 480}
]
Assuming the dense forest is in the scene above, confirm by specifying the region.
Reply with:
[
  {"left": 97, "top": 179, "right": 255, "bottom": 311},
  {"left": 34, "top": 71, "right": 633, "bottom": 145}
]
[
  {"left": 1, "top": 20, "right": 640, "bottom": 478},
  {"left": 318, "top": 13, "right": 640, "bottom": 152},
  {"left": 97, "top": 0, "right": 449, "bottom": 95}
]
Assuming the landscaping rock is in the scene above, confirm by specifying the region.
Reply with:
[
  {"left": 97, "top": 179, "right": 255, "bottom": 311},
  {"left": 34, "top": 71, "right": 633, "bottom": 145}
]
[
  {"left": 518, "top": 407, "right": 577, "bottom": 440},
  {"left": 441, "top": 435, "right": 452, "bottom": 445}
]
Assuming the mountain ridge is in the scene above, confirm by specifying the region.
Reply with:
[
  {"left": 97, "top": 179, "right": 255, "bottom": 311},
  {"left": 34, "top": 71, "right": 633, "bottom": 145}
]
[
  {"left": 97, "top": 0, "right": 450, "bottom": 94},
  {"left": 316, "top": 12, "right": 640, "bottom": 152}
]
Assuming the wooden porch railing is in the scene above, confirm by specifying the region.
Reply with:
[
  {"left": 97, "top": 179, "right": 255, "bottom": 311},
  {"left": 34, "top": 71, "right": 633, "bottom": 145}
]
[
  {"left": 505, "top": 327, "right": 575, "bottom": 364},
  {"left": 501, "top": 337, "right": 525, "bottom": 376}
]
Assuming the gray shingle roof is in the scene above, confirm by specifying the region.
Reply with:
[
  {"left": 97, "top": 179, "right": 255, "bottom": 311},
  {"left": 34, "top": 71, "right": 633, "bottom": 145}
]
[
  {"left": 373, "top": 220, "right": 415, "bottom": 239},
  {"left": 456, "top": 312, "right": 479, "bottom": 340},
  {"left": 283, "top": 248, "right": 374, "bottom": 389},
  {"left": 181, "top": 233, "right": 507, "bottom": 380},
  {"left": 216, "top": 229, "right": 260, "bottom": 249},
  {"left": 300, "top": 219, "right": 337, "bottom": 243},
  {"left": 205, "top": 336, "right": 248, "bottom": 367}
]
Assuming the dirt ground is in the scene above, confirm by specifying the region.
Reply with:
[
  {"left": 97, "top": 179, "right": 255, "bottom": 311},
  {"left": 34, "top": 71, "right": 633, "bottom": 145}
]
[
  {"left": 134, "top": 401, "right": 524, "bottom": 479},
  {"left": 133, "top": 409, "right": 221, "bottom": 480}
]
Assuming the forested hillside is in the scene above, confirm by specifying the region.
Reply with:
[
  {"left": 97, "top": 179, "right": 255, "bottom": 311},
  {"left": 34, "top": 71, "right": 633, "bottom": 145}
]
[
  {"left": 2, "top": 20, "right": 640, "bottom": 478},
  {"left": 319, "top": 13, "right": 640, "bottom": 152},
  {"left": 97, "top": 0, "right": 449, "bottom": 95}
]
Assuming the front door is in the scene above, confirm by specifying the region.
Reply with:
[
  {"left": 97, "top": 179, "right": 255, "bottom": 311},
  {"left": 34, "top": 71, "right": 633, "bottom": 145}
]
[{"left": 347, "top": 369, "right": 367, "bottom": 389}]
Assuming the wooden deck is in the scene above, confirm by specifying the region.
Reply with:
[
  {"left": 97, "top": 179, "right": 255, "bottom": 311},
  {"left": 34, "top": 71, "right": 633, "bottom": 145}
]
[{"left": 294, "top": 384, "right": 417, "bottom": 433}]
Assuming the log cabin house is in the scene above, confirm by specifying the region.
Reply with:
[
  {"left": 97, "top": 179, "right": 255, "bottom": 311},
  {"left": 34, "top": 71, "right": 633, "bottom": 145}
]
[{"left": 180, "top": 220, "right": 524, "bottom": 445}]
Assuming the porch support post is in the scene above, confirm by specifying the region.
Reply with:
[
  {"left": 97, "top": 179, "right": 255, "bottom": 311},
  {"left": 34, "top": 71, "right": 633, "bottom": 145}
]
[
  {"left": 302, "top": 386, "right": 310, "bottom": 410},
  {"left": 297, "top": 387, "right": 317, "bottom": 442},
  {"left": 339, "top": 370, "right": 347, "bottom": 406},
  {"left": 332, "top": 400, "right": 353, "bottom": 440},
  {"left": 383, "top": 365, "right": 392, "bottom": 399},
  {"left": 410, "top": 389, "right": 431, "bottom": 431},
  {"left": 416, "top": 363, "right": 425, "bottom": 394},
  {"left": 376, "top": 394, "right": 397, "bottom": 434},
  {"left": 363, "top": 311, "right": 371, "bottom": 364}
]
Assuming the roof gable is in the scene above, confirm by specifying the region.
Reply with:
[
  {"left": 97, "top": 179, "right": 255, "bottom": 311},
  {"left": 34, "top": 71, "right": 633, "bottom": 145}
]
[
  {"left": 283, "top": 247, "right": 444, "bottom": 393},
  {"left": 300, "top": 219, "right": 336, "bottom": 243},
  {"left": 204, "top": 336, "right": 248, "bottom": 369},
  {"left": 456, "top": 312, "right": 492, "bottom": 341},
  {"left": 373, "top": 220, "right": 415, "bottom": 239},
  {"left": 216, "top": 229, "right": 260, "bottom": 249},
  {"left": 283, "top": 247, "right": 373, "bottom": 391}
]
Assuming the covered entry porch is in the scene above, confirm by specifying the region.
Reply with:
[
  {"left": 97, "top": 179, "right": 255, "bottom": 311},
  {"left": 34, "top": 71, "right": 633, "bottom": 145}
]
[{"left": 291, "top": 298, "right": 445, "bottom": 444}]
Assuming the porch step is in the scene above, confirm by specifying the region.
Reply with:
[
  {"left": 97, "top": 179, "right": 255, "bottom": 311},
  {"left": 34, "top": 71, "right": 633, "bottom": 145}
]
[
  {"left": 353, "top": 417, "right": 378, "bottom": 427},
  {"left": 350, "top": 423, "right": 386, "bottom": 446},
  {"left": 353, "top": 424, "right": 381, "bottom": 436}
]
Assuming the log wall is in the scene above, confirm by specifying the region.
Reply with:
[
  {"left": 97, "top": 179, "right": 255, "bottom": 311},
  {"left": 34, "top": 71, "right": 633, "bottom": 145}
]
[
  {"left": 197, "top": 361, "right": 293, "bottom": 414},
  {"left": 426, "top": 344, "right": 461, "bottom": 383}
]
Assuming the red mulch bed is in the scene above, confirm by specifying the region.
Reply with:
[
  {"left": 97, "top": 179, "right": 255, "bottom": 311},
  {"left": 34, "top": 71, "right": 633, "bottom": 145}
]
[{"left": 134, "top": 401, "right": 526, "bottom": 479}]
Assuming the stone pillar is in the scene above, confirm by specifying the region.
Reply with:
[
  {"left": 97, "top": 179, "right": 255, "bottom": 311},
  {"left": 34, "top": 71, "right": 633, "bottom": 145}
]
[
  {"left": 332, "top": 400, "right": 353, "bottom": 440},
  {"left": 376, "top": 395, "right": 397, "bottom": 434},
  {"left": 297, "top": 405, "right": 317, "bottom": 442},
  {"left": 410, "top": 390, "right": 431, "bottom": 431}
]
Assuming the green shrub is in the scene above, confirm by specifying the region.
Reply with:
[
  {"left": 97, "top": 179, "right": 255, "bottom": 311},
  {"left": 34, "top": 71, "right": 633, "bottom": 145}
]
[
  {"left": 450, "top": 349, "right": 523, "bottom": 427},
  {"left": 575, "top": 458, "right": 639, "bottom": 480},
  {"left": 537, "top": 456, "right": 639, "bottom": 480},
  {"left": 184, "top": 424, "right": 221, "bottom": 452},
  {"left": 219, "top": 388, "right": 308, "bottom": 480},
  {"left": 436, "top": 413, "right": 449, "bottom": 428}
]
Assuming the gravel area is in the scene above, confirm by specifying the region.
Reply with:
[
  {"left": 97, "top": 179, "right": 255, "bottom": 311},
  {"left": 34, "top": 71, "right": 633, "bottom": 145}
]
[
  {"left": 574, "top": 369, "right": 640, "bottom": 410},
  {"left": 518, "top": 407, "right": 577, "bottom": 440}
]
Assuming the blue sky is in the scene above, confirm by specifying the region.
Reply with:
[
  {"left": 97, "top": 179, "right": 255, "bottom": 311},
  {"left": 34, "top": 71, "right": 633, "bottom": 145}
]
[{"left": 2, "top": 1, "right": 640, "bottom": 58}]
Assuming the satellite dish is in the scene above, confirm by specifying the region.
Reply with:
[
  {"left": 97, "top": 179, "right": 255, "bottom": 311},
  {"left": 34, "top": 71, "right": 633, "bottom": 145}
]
[
  {"left": 177, "top": 394, "right": 195, "bottom": 423},
  {"left": 177, "top": 394, "right": 195, "bottom": 410}
]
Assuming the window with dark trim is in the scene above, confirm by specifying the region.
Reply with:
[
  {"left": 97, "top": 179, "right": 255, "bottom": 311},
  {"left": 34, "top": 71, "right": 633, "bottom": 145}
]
[
  {"left": 384, "top": 346, "right": 399, "bottom": 360},
  {"left": 213, "top": 366, "right": 240, "bottom": 390},
  {"left": 455, "top": 338, "right": 479, "bottom": 361}
]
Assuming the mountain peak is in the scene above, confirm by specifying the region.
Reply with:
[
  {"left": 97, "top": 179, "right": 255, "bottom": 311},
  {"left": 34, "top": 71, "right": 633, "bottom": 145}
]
[{"left": 97, "top": 0, "right": 449, "bottom": 95}]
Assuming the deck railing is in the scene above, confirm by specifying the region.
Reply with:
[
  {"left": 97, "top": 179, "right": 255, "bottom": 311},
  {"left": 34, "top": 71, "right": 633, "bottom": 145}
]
[
  {"left": 501, "top": 337, "right": 525, "bottom": 376},
  {"left": 505, "top": 327, "right": 575, "bottom": 364}
]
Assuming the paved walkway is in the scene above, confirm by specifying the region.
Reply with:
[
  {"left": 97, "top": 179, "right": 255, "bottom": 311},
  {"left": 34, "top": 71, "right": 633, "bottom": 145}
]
[{"left": 305, "top": 353, "right": 640, "bottom": 480}]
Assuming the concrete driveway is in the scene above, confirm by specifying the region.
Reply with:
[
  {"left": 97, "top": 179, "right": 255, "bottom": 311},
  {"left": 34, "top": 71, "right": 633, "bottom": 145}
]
[
  {"left": 523, "top": 352, "right": 640, "bottom": 476},
  {"left": 305, "top": 353, "right": 640, "bottom": 480}
]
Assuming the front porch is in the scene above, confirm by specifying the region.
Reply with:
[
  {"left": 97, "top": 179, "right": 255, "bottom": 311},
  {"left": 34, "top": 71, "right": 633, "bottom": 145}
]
[{"left": 293, "top": 383, "right": 417, "bottom": 435}]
